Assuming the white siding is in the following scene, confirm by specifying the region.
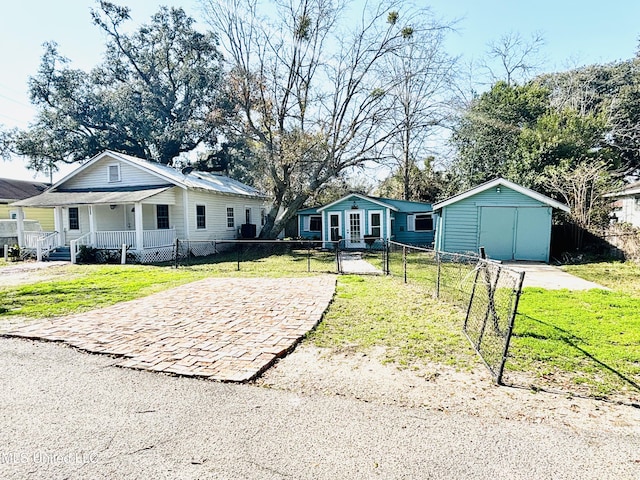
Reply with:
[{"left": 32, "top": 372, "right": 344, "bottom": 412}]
[
  {"left": 182, "top": 190, "right": 266, "bottom": 241},
  {"left": 62, "top": 157, "right": 168, "bottom": 189},
  {"left": 617, "top": 196, "right": 640, "bottom": 227}
]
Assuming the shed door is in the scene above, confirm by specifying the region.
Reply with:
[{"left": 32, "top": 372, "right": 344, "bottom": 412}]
[
  {"left": 514, "top": 207, "right": 551, "bottom": 261},
  {"left": 479, "top": 207, "right": 516, "bottom": 260}
]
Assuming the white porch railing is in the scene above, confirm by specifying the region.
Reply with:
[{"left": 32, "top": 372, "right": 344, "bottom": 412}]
[
  {"left": 93, "top": 228, "right": 176, "bottom": 249},
  {"left": 143, "top": 229, "right": 176, "bottom": 248},
  {"left": 70, "top": 233, "right": 92, "bottom": 264},
  {"left": 95, "top": 231, "right": 136, "bottom": 249},
  {"left": 36, "top": 231, "right": 59, "bottom": 261},
  {"left": 22, "top": 231, "right": 49, "bottom": 249}
]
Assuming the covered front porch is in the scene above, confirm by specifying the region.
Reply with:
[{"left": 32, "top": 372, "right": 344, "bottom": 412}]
[{"left": 15, "top": 193, "right": 178, "bottom": 263}]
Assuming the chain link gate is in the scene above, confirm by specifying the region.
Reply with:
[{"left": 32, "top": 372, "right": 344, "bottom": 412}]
[
  {"left": 464, "top": 257, "right": 525, "bottom": 384},
  {"left": 386, "top": 241, "right": 525, "bottom": 384}
]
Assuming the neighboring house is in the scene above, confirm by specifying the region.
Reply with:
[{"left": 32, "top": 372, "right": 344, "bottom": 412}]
[
  {"left": 605, "top": 180, "right": 640, "bottom": 228},
  {"left": 433, "top": 178, "right": 570, "bottom": 262},
  {"left": 297, "top": 194, "right": 434, "bottom": 248},
  {"left": 12, "top": 150, "right": 269, "bottom": 263},
  {"left": 0, "top": 178, "right": 53, "bottom": 230}
]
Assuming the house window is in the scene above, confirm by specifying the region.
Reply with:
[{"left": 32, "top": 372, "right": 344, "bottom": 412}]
[
  {"left": 68, "top": 207, "right": 79, "bottom": 230},
  {"left": 10, "top": 211, "right": 17, "bottom": 220},
  {"left": 412, "top": 213, "right": 433, "bottom": 231},
  {"left": 245, "top": 207, "right": 252, "bottom": 224},
  {"left": 196, "top": 205, "right": 206, "bottom": 229},
  {"left": 308, "top": 215, "right": 322, "bottom": 232},
  {"left": 156, "top": 204, "right": 170, "bottom": 229},
  {"left": 108, "top": 164, "right": 121, "bottom": 183},
  {"left": 227, "top": 207, "right": 235, "bottom": 228},
  {"left": 369, "top": 211, "right": 382, "bottom": 237}
]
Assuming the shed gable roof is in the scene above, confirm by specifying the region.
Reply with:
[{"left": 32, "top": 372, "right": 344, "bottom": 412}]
[{"left": 432, "top": 178, "right": 570, "bottom": 212}]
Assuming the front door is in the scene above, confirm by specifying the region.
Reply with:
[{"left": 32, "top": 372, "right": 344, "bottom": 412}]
[{"left": 345, "top": 210, "right": 364, "bottom": 248}]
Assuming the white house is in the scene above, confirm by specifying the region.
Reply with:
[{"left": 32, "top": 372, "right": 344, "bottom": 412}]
[
  {"left": 606, "top": 180, "right": 640, "bottom": 228},
  {"left": 11, "top": 150, "right": 269, "bottom": 263}
]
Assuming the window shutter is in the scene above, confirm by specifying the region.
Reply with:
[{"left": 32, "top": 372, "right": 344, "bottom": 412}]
[{"left": 407, "top": 214, "right": 415, "bottom": 231}]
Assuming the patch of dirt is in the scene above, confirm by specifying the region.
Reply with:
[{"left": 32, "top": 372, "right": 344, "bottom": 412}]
[
  {"left": 0, "top": 261, "right": 71, "bottom": 287},
  {"left": 257, "top": 343, "right": 640, "bottom": 433}
]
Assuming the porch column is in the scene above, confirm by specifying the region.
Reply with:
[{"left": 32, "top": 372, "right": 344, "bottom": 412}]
[
  {"left": 54, "top": 206, "right": 64, "bottom": 246},
  {"left": 88, "top": 205, "right": 97, "bottom": 245},
  {"left": 134, "top": 201, "right": 143, "bottom": 250},
  {"left": 15, "top": 207, "right": 24, "bottom": 247}
]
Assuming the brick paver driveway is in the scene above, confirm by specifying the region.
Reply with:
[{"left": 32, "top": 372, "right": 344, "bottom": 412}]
[{"left": 4, "top": 276, "right": 336, "bottom": 382}]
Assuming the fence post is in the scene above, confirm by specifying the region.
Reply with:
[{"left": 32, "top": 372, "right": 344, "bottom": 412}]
[
  {"left": 496, "top": 270, "right": 526, "bottom": 385},
  {"left": 237, "top": 242, "right": 241, "bottom": 271},
  {"left": 464, "top": 262, "right": 481, "bottom": 330},
  {"left": 36, "top": 242, "right": 42, "bottom": 262},
  {"left": 70, "top": 240, "right": 77, "bottom": 264},
  {"left": 174, "top": 238, "right": 179, "bottom": 268},
  {"left": 307, "top": 244, "right": 311, "bottom": 273},
  {"left": 3, "top": 245, "right": 7, "bottom": 262},
  {"left": 403, "top": 245, "right": 407, "bottom": 283},
  {"left": 121, "top": 244, "right": 127, "bottom": 264},
  {"left": 435, "top": 250, "right": 441, "bottom": 299}
]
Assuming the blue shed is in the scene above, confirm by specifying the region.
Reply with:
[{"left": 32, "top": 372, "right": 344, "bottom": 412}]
[
  {"left": 433, "top": 178, "right": 570, "bottom": 262},
  {"left": 297, "top": 194, "right": 434, "bottom": 248}
]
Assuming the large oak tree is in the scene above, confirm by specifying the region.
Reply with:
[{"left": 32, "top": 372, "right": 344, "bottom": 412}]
[{"left": 16, "top": 1, "right": 228, "bottom": 171}]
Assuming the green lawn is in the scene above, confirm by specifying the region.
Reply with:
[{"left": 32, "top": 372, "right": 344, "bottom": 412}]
[
  {"left": 510, "top": 261, "right": 640, "bottom": 399},
  {"left": 2, "top": 255, "right": 639, "bottom": 401},
  {"left": 310, "top": 275, "right": 477, "bottom": 368}
]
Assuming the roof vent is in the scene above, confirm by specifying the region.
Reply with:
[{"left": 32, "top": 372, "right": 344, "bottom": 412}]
[{"left": 181, "top": 166, "right": 194, "bottom": 175}]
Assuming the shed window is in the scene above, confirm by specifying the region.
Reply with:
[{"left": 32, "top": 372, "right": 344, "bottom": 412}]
[
  {"left": 68, "top": 207, "right": 79, "bottom": 230},
  {"left": 196, "top": 205, "right": 206, "bottom": 229},
  {"left": 227, "top": 207, "right": 235, "bottom": 228},
  {"left": 156, "top": 205, "right": 170, "bottom": 229},
  {"left": 108, "top": 164, "right": 121, "bottom": 183},
  {"left": 635, "top": 197, "right": 640, "bottom": 211},
  {"left": 409, "top": 213, "right": 433, "bottom": 232}
]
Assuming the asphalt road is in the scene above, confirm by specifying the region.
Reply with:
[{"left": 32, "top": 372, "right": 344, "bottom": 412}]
[{"left": 1, "top": 338, "right": 638, "bottom": 480}]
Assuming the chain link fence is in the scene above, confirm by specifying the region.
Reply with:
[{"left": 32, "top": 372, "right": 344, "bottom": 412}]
[
  {"left": 386, "top": 241, "right": 525, "bottom": 384},
  {"left": 174, "top": 239, "right": 339, "bottom": 273}
]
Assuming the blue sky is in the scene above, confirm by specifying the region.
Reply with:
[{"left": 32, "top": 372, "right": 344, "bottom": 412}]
[{"left": 1, "top": 0, "right": 639, "bottom": 181}]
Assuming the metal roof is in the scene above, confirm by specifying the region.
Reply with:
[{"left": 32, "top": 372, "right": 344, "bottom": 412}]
[
  {"left": 48, "top": 150, "right": 268, "bottom": 199},
  {"left": 12, "top": 187, "right": 172, "bottom": 207},
  {"left": 432, "top": 178, "right": 570, "bottom": 213}
]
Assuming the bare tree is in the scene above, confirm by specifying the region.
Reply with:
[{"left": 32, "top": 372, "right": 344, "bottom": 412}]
[
  {"left": 541, "top": 159, "right": 619, "bottom": 247},
  {"left": 379, "top": 10, "right": 457, "bottom": 199},
  {"left": 483, "top": 31, "right": 545, "bottom": 86},
  {"left": 201, "top": 0, "right": 453, "bottom": 237}
]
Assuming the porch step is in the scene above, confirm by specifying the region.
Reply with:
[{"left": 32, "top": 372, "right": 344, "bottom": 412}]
[{"left": 47, "top": 247, "right": 71, "bottom": 262}]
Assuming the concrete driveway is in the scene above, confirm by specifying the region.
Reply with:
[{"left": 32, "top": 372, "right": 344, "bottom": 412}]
[{"left": 504, "top": 262, "right": 608, "bottom": 290}]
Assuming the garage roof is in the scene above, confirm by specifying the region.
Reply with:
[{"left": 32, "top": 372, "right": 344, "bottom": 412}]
[{"left": 433, "top": 178, "right": 570, "bottom": 213}]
